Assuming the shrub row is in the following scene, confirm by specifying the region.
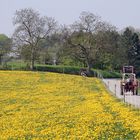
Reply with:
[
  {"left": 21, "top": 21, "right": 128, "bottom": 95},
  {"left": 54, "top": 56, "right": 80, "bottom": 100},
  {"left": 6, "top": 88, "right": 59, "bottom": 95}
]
[
  {"left": 94, "top": 69, "right": 121, "bottom": 78},
  {"left": 0, "top": 63, "right": 121, "bottom": 78},
  {"left": 34, "top": 65, "right": 121, "bottom": 78},
  {"left": 34, "top": 65, "right": 81, "bottom": 75}
]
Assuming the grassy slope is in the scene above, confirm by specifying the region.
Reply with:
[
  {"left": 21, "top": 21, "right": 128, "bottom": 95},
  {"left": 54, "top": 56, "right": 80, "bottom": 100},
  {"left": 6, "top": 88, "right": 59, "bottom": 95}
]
[{"left": 0, "top": 71, "right": 140, "bottom": 139}]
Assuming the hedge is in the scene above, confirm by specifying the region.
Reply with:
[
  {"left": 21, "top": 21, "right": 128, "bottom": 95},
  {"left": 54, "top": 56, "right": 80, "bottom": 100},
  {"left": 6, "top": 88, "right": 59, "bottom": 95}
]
[
  {"left": 34, "top": 65, "right": 121, "bottom": 78},
  {"left": 0, "top": 63, "right": 121, "bottom": 78}
]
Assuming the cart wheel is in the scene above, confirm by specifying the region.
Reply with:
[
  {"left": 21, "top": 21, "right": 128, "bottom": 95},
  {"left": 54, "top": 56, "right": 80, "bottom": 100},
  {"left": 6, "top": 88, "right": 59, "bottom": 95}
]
[
  {"left": 136, "top": 88, "right": 138, "bottom": 95},
  {"left": 132, "top": 88, "right": 135, "bottom": 95}
]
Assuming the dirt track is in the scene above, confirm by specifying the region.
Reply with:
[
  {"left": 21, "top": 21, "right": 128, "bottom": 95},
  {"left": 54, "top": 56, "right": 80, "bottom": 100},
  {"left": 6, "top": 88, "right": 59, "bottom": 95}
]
[{"left": 103, "top": 79, "right": 140, "bottom": 108}]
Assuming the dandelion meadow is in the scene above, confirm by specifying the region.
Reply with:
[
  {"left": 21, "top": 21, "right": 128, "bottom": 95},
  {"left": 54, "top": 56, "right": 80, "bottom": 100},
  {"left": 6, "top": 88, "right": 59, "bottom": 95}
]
[{"left": 0, "top": 71, "right": 140, "bottom": 139}]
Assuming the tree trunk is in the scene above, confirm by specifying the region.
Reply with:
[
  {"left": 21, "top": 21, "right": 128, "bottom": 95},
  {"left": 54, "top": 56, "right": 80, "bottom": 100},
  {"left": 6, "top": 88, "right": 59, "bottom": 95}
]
[
  {"left": 30, "top": 58, "right": 34, "bottom": 70},
  {"left": 30, "top": 48, "right": 35, "bottom": 70},
  {"left": 87, "top": 63, "right": 92, "bottom": 72},
  {"left": 87, "top": 60, "right": 93, "bottom": 76},
  {"left": 0, "top": 55, "right": 2, "bottom": 65}
]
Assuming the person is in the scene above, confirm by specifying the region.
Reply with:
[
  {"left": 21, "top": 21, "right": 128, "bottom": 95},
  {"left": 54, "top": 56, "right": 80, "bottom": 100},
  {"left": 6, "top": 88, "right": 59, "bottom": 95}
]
[
  {"left": 124, "top": 76, "right": 130, "bottom": 92},
  {"left": 126, "top": 78, "right": 130, "bottom": 83}
]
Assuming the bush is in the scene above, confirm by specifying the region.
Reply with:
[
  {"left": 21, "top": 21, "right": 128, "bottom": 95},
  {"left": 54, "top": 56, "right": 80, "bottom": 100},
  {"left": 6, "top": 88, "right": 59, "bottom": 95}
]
[
  {"left": 0, "top": 64, "right": 12, "bottom": 70},
  {"left": 34, "top": 65, "right": 82, "bottom": 75},
  {"left": 94, "top": 69, "right": 121, "bottom": 78},
  {"left": 5, "top": 62, "right": 121, "bottom": 78}
]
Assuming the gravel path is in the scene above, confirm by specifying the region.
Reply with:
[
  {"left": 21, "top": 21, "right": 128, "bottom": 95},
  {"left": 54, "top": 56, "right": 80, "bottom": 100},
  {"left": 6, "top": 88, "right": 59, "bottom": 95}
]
[{"left": 103, "top": 79, "right": 140, "bottom": 108}]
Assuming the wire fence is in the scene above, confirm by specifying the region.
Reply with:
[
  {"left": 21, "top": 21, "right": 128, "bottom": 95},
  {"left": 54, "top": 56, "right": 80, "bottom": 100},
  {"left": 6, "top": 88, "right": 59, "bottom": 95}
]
[{"left": 100, "top": 76, "right": 140, "bottom": 110}]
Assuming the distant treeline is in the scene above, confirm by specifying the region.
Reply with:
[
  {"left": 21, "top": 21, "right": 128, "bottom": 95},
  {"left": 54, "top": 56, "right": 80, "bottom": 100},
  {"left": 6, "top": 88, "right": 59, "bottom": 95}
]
[{"left": 0, "top": 8, "right": 140, "bottom": 73}]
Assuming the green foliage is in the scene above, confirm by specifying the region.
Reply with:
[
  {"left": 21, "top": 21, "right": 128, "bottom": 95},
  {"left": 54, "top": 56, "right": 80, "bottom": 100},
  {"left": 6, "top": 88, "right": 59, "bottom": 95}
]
[
  {"left": 93, "top": 69, "right": 121, "bottom": 78},
  {"left": 1, "top": 10, "right": 140, "bottom": 74},
  {"left": 34, "top": 65, "right": 81, "bottom": 75},
  {"left": 3, "top": 61, "right": 121, "bottom": 78},
  {"left": 5, "top": 61, "right": 29, "bottom": 70},
  {"left": 0, "top": 34, "right": 11, "bottom": 65}
]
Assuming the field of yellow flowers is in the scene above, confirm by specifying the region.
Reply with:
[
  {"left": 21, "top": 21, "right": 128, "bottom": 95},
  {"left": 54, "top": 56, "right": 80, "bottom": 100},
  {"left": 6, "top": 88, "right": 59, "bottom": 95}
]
[{"left": 0, "top": 71, "right": 140, "bottom": 139}]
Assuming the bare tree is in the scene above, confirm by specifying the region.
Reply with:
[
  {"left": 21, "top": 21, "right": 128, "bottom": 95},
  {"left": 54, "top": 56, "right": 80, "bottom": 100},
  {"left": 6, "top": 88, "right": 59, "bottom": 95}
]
[
  {"left": 71, "top": 11, "right": 100, "bottom": 33},
  {"left": 12, "top": 8, "right": 57, "bottom": 70}
]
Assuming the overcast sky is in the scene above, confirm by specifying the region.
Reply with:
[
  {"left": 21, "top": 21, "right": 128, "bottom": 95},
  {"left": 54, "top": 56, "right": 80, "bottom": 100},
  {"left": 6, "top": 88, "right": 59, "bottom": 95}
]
[{"left": 0, "top": 0, "right": 140, "bottom": 37}]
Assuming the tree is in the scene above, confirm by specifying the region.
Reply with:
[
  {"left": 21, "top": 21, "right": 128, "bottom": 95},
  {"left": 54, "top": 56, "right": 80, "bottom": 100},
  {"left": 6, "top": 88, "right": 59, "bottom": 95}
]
[
  {"left": 68, "top": 31, "right": 96, "bottom": 72},
  {"left": 71, "top": 11, "right": 100, "bottom": 32},
  {"left": 121, "top": 27, "right": 140, "bottom": 70},
  {"left": 66, "top": 11, "right": 101, "bottom": 72},
  {"left": 12, "top": 8, "right": 57, "bottom": 70},
  {"left": 121, "top": 27, "right": 134, "bottom": 65},
  {"left": 95, "top": 30, "right": 122, "bottom": 70},
  {"left": 38, "top": 38, "right": 59, "bottom": 65},
  {"left": 67, "top": 12, "right": 118, "bottom": 72},
  {"left": 129, "top": 33, "right": 140, "bottom": 70},
  {"left": 0, "top": 34, "right": 12, "bottom": 65},
  {"left": 47, "top": 25, "right": 74, "bottom": 65}
]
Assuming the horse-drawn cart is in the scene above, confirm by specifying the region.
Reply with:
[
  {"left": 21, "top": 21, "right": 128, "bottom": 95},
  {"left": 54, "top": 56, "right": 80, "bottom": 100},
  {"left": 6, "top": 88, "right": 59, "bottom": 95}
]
[{"left": 120, "top": 66, "right": 139, "bottom": 95}]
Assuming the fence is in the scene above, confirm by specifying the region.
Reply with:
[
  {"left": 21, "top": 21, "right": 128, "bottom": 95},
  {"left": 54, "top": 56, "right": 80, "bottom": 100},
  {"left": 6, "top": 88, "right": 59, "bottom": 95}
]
[{"left": 101, "top": 76, "right": 140, "bottom": 109}]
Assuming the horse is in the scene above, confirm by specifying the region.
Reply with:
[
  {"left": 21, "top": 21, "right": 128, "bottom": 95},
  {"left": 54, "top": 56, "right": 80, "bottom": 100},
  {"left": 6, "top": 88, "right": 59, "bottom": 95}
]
[{"left": 124, "top": 80, "right": 133, "bottom": 92}]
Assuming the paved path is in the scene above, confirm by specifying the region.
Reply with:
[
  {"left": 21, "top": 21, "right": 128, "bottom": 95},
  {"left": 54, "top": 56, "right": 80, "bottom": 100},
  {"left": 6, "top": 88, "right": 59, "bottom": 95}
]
[{"left": 103, "top": 79, "right": 140, "bottom": 108}]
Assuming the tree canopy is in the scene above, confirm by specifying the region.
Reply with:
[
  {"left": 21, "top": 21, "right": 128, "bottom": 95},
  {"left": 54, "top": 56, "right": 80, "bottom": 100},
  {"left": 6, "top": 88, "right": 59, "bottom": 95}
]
[
  {"left": 0, "top": 8, "right": 140, "bottom": 73},
  {"left": 0, "top": 34, "right": 12, "bottom": 65},
  {"left": 12, "top": 8, "right": 57, "bottom": 70}
]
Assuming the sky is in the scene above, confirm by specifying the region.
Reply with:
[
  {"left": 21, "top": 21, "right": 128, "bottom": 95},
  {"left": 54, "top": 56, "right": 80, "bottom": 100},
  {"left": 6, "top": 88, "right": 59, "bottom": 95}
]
[{"left": 0, "top": 0, "right": 140, "bottom": 37}]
